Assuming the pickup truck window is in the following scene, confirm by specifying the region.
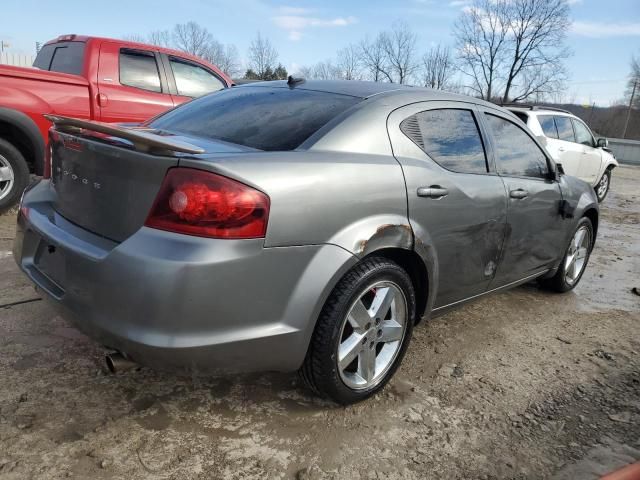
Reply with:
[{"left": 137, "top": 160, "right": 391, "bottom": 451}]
[
  {"left": 119, "top": 50, "right": 162, "bottom": 93},
  {"left": 169, "top": 58, "right": 224, "bottom": 97},
  {"left": 33, "top": 41, "right": 85, "bottom": 75}
]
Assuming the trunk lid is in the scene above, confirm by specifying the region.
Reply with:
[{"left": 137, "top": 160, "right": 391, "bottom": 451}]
[{"left": 48, "top": 118, "right": 248, "bottom": 242}]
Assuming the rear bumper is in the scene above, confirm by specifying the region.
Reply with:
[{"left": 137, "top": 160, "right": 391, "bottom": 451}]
[{"left": 13, "top": 181, "right": 357, "bottom": 373}]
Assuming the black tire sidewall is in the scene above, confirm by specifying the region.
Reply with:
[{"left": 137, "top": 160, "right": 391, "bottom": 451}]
[
  {"left": 307, "top": 258, "right": 416, "bottom": 404},
  {"left": 556, "top": 217, "right": 594, "bottom": 292},
  {"left": 0, "top": 139, "right": 30, "bottom": 214}
]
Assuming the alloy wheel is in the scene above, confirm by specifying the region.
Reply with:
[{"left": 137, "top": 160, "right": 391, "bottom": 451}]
[
  {"left": 597, "top": 172, "right": 609, "bottom": 200},
  {"left": 337, "top": 281, "right": 408, "bottom": 390},
  {"left": 0, "top": 154, "right": 15, "bottom": 202},
  {"left": 564, "top": 226, "right": 591, "bottom": 285}
]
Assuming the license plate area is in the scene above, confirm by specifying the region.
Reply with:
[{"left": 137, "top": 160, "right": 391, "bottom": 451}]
[{"left": 34, "top": 241, "right": 66, "bottom": 288}]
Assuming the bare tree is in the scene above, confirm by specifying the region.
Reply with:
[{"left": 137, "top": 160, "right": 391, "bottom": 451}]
[
  {"left": 204, "top": 41, "right": 241, "bottom": 77},
  {"left": 626, "top": 53, "right": 640, "bottom": 108},
  {"left": 247, "top": 33, "right": 279, "bottom": 80},
  {"left": 422, "top": 45, "right": 455, "bottom": 90},
  {"left": 313, "top": 61, "right": 340, "bottom": 80},
  {"left": 148, "top": 30, "right": 173, "bottom": 48},
  {"left": 336, "top": 44, "right": 362, "bottom": 80},
  {"left": 359, "top": 34, "right": 392, "bottom": 82},
  {"left": 500, "top": 0, "right": 571, "bottom": 103},
  {"left": 381, "top": 21, "right": 418, "bottom": 84},
  {"left": 173, "top": 22, "right": 212, "bottom": 58}
]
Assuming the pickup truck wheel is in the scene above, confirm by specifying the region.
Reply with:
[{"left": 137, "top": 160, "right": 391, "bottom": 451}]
[
  {"left": 300, "top": 257, "right": 415, "bottom": 404},
  {"left": 0, "top": 139, "right": 29, "bottom": 214},
  {"left": 595, "top": 169, "right": 611, "bottom": 203}
]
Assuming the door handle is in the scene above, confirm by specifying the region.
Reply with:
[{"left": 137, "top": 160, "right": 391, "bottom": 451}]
[
  {"left": 509, "top": 189, "right": 529, "bottom": 199},
  {"left": 417, "top": 186, "right": 449, "bottom": 199}
]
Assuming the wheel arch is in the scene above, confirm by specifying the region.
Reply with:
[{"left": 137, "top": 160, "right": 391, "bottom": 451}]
[
  {"left": 0, "top": 108, "right": 45, "bottom": 175},
  {"left": 583, "top": 207, "right": 599, "bottom": 245}
]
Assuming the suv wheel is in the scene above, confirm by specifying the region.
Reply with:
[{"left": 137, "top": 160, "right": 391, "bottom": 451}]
[
  {"left": 539, "top": 217, "right": 593, "bottom": 293},
  {"left": 0, "top": 139, "right": 29, "bottom": 214},
  {"left": 300, "top": 257, "right": 415, "bottom": 404},
  {"left": 595, "top": 169, "right": 611, "bottom": 203}
]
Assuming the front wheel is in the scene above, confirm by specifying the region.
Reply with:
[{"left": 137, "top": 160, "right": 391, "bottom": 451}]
[
  {"left": 595, "top": 169, "right": 611, "bottom": 203},
  {"left": 539, "top": 217, "right": 594, "bottom": 293},
  {"left": 300, "top": 257, "right": 415, "bottom": 404}
]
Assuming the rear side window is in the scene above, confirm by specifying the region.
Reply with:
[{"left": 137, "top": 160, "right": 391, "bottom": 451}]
[
  {"left": 33, "top": 42, "right": 85, "bottom": 75},
  {"left": 485, "top": 114, "right": 549, "bottom": 179},
  {"left": 119, "top": 50, "right": 161, "bottom": 93},
  {"left": 149, "top": 87, "right": 360, "bottom": 151},
  {"left": 512, "top": 111, "right": 529, "bottom": 124},
  {"left": 538, "top": 115, "right": 559, "bottom": 139},
  {"left": 400, "top": 109, "right": 488, "bottom": 174},
  {"left": 572, "top": 119, "right": 594, "bottom": 146},
  {"left": 554, "top": 116, "right": 575, "bottom": 142},
  {"left": 169, "top": 58, "right": 224, "bottom": 97}
]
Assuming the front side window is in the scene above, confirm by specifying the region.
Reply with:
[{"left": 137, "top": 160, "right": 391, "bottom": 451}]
[
  {"left": 169, "top": 58, "right": 225, "bottom": 97},
  {"left": 485, "top": 114, "right": 549, "bottom": 179},
  {"left": 538, "top": 115, "right": 559, "bottom": 139},
  {"left": 554, "top": 116, "right": 575, "bottom": 143},
  {"left": 572, "top": 119, "right": 594, "bottom": 147},
  {"left": 400, "top": 109, "right": 488, "bottom": 174},
  {"left": 119, "top": 50, "right": 161, "bottom": 93}
]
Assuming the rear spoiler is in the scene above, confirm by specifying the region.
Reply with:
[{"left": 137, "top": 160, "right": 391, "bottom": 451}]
[{"left": 44, "top": 115, "right": 205, "bottom": 155}]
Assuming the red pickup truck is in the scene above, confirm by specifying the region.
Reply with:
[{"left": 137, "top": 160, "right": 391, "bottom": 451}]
[{"left": 0, "top": 34, "right": 232, "bottom": 212}]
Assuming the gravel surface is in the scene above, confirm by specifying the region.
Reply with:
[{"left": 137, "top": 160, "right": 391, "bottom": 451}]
[{"left": 0, "top": 167, "right": 638, "bottom": 479}]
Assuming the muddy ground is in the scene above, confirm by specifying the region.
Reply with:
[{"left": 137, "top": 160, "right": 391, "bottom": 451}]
[{"left": 0, "top": 167, "right": 638, "bottom": 480}]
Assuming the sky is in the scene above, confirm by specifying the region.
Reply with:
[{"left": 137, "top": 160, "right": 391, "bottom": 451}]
[{"left": 1, "top": 0, "right": 639, "bottom": 105}]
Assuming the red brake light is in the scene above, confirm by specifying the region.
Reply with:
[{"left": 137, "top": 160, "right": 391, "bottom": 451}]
[{"left": 145, "top": 168, "right": 269, "bottom": 239}]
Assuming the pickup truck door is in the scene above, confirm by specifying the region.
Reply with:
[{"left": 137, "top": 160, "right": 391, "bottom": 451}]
[
  {"left": 97, "top": 42, "right": 175, "bottom": 123},
  {"left": 160, "top": 54, "right": 226, "bottom": 106}
]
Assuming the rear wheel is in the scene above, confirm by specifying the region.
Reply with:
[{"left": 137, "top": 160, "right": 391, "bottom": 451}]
[
  {"left": 0, "top": 139, "right": 29, "bottom": 214},
  {"left": 300, "top": 257, "right": 415, "bottom": 404},
  {"left": 595, "top": 169, "right": 611, "bottom": 203},
  {"left": 539, "top": 217, "right": 593, "bottom": 293}
]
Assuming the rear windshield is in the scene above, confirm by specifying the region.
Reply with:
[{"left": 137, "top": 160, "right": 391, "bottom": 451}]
[
  {"left": 33, "top": 41, "right": 85, "bottom": 75},
  {"left": 149, "top": 87, "right": 361, "bottom": 151}
]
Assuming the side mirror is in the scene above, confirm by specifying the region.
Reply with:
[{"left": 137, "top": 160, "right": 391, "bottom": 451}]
[
  {"left": 556, "top": 162, "right": 565, "bottom": 176},
  {"left": 536, "top": 135, "right": 548, "bottom": 147},
  {"left": 597, "top": 137, "right": 609, "bottom": 148}
]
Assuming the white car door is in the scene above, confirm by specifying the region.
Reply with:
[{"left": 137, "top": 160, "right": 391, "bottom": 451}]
[
  {"left": 572, "top": 118, "right": 602, "bottom": 185},
  {"left": 551, "top": 115, "right": 583, "bottom": 177}
]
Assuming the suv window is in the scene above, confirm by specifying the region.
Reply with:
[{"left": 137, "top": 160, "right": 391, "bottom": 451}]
[
  {"left": 33, "top": 41, "right": 85, "bottom": 75},
  {"left": 485, "top": 114, "right": 549, "bottom": 179},
  {"left": 149, "top": 86, "right": 360, "bottom": 151},
  {"left": 538, "top": 115, "right": 559, "bottom": 139},
  {"left": 169, "top": 58, "right": 224, "bottom": 97},
  {"left": 400, "top": 109, "right": 488, "bottom": 174},
  {"left": 554, "top": 116, "right": 575, "bottom": 142},
  {"left": 572, "top": 119, "right": 594, "bottom": 146},
  {"left": 119, "top": 50, "right": 161, "bottom": 93}
]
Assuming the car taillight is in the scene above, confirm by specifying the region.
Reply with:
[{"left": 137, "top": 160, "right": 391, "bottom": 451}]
[{"left": 145, "top": 168, "right": 269, "bottom": 239}]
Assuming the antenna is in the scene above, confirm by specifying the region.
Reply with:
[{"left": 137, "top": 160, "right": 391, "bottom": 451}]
[{"left": 287, "top": 76, "right": 305, "bottom": 88}]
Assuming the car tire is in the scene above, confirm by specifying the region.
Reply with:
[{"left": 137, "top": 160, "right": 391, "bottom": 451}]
[
  {"left": 595, "top": 169, "right": 611, "bottom": 203},
  {"left": 300, "top": 256, "right": 416, "bottom": 404},
  {"left": 539, "top": 217, "right": 594, "bottom": 293},
  {"left": 0, "top": 139, "right": 30, "bottom": 215}
]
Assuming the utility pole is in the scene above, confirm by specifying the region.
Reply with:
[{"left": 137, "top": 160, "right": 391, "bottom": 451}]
[{"left": 622, "top": 79, "right": 637, "bottom": 139}]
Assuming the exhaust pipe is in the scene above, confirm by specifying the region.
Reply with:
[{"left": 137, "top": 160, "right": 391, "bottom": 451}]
[{"left": 105, "top": 352, "right": 137, "bottom": 373}]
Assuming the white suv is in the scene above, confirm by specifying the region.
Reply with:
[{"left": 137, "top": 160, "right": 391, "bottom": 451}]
[{"left": 507, "top": 106, "right": 618, "bottom": 202}]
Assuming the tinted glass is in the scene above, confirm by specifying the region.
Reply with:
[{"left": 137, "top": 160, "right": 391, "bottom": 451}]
[
  {"left": 572, "top": 119, "right": 594, "bottom": 146},
  {"left": 34, "top": 42, "right": 85, "bottom": 75},
  {"left": 170, "top": 58, "right": 224, "bottom": 97},
  {"left": 485, "top": 114, "right": 549, "bottom": 179},
  {"left": 401, "top": 109, "right": 487, "bottom": 174},
  {"left": 538, "top": 115, "right": 558, "bottom": 139},
  {"left": 119, "top": 50, "right": 161, "bottom": 92},
  {"left": 149, "top": 87, "right": 360, "bottom": 151},
  {"left": 512, "top": 112, "right": 529, "bottom": 124},
  {"left": 554, "top": 116, "right": 575, "bottom": 142}
]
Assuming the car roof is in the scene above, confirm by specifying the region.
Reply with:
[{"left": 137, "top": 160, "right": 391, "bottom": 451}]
[{"left": 238, "top": 79, "right": 501, "bottom": 106}]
